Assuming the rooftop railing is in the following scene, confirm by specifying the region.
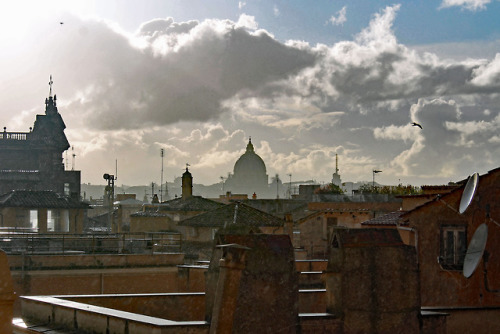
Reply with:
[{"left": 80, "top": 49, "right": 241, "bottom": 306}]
[
  {"left": 0, "top": 231, "right": 182, "bottom": 255},
  {"left": 0, "top": 132, "right": 29, "bottom": 140}
]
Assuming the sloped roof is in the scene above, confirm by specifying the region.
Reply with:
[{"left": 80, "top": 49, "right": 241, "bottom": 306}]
[
  {"left": 158, "top": 196, "right": 224, "bottom": 212},
  {"left": 401, "top": 167, "right": 500, "bottom": 218},
  {"left": 131, "top": 195, "right": 224, "bottom": 217},
  {"left": 361, "top": 211, "right": 406, "bottom": 226},
  {"left": 0, "top": 190, "right": 89, "bottom": 209},
  {"left": 178, "top": 202, "right": 284, "bottom": 228},
  {"left": 114, "top": 198, "right": 144, "bottom": 205}
]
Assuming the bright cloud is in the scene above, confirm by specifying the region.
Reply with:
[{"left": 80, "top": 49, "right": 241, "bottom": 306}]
[
  {"left": 2, "top": 5, "right": 500, "bottom": 187},
  {"left": 328, "top": 6, "right": 347, "bottom": 26},
  {"left": 440, "top": 0, "right": 492, "bottom": 11}
]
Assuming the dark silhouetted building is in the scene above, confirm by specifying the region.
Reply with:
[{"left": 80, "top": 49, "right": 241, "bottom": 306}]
[
  {"left": 224, "top": 138, "right": 269, "bottom": 197},
  {"left": 0, "top": 83, "right": 80, "bottom": 200}
]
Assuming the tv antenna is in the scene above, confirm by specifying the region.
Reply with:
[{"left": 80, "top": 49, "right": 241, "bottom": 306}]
[
  {"left": 220, "top": 176, "right": 225, "bottom": 195},
  {"left": 71, "top": 146, "right": 76, "bottom": 171},
  {"left": 160, "top": 149, "right": 164, "bottom": 202},
  {"left": 288, "top": 173, "right": 292, "bottom": 199}
]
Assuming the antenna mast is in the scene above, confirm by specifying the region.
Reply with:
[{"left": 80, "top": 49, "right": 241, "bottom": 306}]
[
  {"left": 276, "top": 174, "right": 280, "bottom": 199},
  {"left": 288, "top": 173, "right": 292, "bottom": 199},
  {"left": 336, "top": 154, "right": 339, "bottom": 174},
  {"left": 71, "top": 146, "right": 76, "bottom": 171},
  {"left": 160, "top": 149, "right": 164, "bottom": 202},
  {"left": 48, "top": 75, "right": 53, "bottom": 96}
]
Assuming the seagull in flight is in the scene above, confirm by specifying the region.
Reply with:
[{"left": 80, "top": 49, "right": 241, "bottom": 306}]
[{"left": 411, "top": 122, "right": 422, "bottom": 129}]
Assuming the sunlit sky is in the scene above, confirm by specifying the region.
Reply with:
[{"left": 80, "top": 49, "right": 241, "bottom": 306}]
[{"left": 1, "top": 0, "right": 499, "bottom": 187}]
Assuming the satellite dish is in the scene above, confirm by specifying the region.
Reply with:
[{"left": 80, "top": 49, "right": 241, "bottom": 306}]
[
  {"left": 459, "top": 173, "right": 479, "bottom": 214},
  {"left": 463, "top": 223, "right": 488, "bottom": 278}
]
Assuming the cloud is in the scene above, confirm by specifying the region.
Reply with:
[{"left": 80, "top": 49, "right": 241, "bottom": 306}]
[
  {"left": 236, "top": 14, "right": 258, "bottom": 30},
  {"left": 439, "top": 0, "right": 492, "bottom": 11},
  {"left": 3, "top": 5, "right": 500, "bottom": 187},
  {"left": 35, "top": 15, "right": 316, "bottom": 131},
  {"left": 273, "top": 5, "right": 280, "bottom": 17},
  {"left": 328, "top": 6, "right": 347, "bottom": 26}
]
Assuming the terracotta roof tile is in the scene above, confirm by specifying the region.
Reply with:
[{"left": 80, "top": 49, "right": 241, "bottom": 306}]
[
  {"left": 361, "top": 211, "right": 406, "bottom": 226},
  {"left": 179, "top": 202, "right": 284, "bottom": 228}
]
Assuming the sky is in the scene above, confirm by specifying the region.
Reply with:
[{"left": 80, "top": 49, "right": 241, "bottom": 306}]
[{"left": 1, "top": 0, "right": 500, "bottom": 188}]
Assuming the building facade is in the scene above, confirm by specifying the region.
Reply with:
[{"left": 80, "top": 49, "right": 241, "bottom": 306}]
[{"left": 0, "top": 85, "right": 80, "bottom": 200}]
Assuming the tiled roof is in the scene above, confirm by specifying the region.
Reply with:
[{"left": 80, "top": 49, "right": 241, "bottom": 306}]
[
  {"left": 0, "top": 190, "right": 89, "bottom": 209},
  {"left": 130, "top": 211, "right": 168, "bottom": 217},
  {"left": 114, "top": 198, "right": 144, "bottom": 205},
  {"left": 131, "top": 196, "right": 224, "bottom": 217},
  {"left": 178, "top": 202, "right": 284, "bottom": 228},
  {"left": 361, "top": 211, "right": 406, "bottom": 226},
  {"left": 158, "top": 196, "right": 224, "bottom": 212}
]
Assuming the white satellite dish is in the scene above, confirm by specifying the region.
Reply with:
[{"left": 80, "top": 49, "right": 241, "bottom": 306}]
[
  {"left": 459, "top": 173, "right": 479, "bottom": 214},
  {"left": 463, "top": 223, "right": 488, "bottom": 278}
]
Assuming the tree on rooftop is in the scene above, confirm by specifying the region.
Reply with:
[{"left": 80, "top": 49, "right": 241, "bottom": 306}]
[{"left": 314, "top": 183, "right": 344, "bottom": 194}]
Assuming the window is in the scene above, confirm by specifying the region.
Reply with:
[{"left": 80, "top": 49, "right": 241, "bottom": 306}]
[
  {"left": 440, "top": 225, "right": 467, "bottom": 270},
  {"left": 30, "top": 210, "right": 38, "bottom": 230},
  {"left": 64, "top": 183, "right": 70, "bottom": 196},
  {"left": 47, "top": 210, "right": 56, "bottom": 232},
  {"left": 61, "top": 210, "right": 70, "bottom": 232},
  {"left": 293, "top": 230, "right": 301, "bottom": 247},
  {"left": 48, "top": 210, "right": 70, "bottom": 232}
]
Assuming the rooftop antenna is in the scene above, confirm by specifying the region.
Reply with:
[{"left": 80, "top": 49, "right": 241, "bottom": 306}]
[
  {"left": 288, "top": 173, "right": 292, "bottom": 199},
  {"left": 220, "top": 176, "right": 225, "bottom": 195},
  {"left": 275, "top": 174, "right": 280, "bottom": 199},
  {"left": 372, "top": 169, "right": 382, "bottom": 188},
  {"left": 160, "top": 148, "right": 164, "bottom": 202},
  {"left": 115, "top": 159, "right": 118, "bottom": 181},
  {"left": 48, "top": 75, "right": 53, "bottom": 96},
  {"left": 71, "top": 146, "right": 76, "bottom": 171}
]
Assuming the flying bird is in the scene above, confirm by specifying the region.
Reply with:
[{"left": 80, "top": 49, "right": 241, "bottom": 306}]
[
  {"left": 60, "top": 22, "right": 64, "bottom": 25},
  {"left": 411, "top": 122, "right": 422, "bottom": 129}
]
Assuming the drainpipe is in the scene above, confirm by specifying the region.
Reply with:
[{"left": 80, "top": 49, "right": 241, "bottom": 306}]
[{"left": 483, "top": 251, "right": 500, "bottom": 293}]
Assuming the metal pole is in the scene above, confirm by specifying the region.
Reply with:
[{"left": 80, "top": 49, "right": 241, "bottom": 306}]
[{"left": 160, "top": 149, "right": 164, "bottom": 202}]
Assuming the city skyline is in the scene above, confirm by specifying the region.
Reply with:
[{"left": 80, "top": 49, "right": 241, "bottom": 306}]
[{"left": 1, "top": 1, "right": 499, "bottom": 187}]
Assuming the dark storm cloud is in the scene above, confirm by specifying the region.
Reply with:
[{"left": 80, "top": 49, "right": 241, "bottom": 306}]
[{"left": 51, "top": 16, "right": 316, "bottom": 130}]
